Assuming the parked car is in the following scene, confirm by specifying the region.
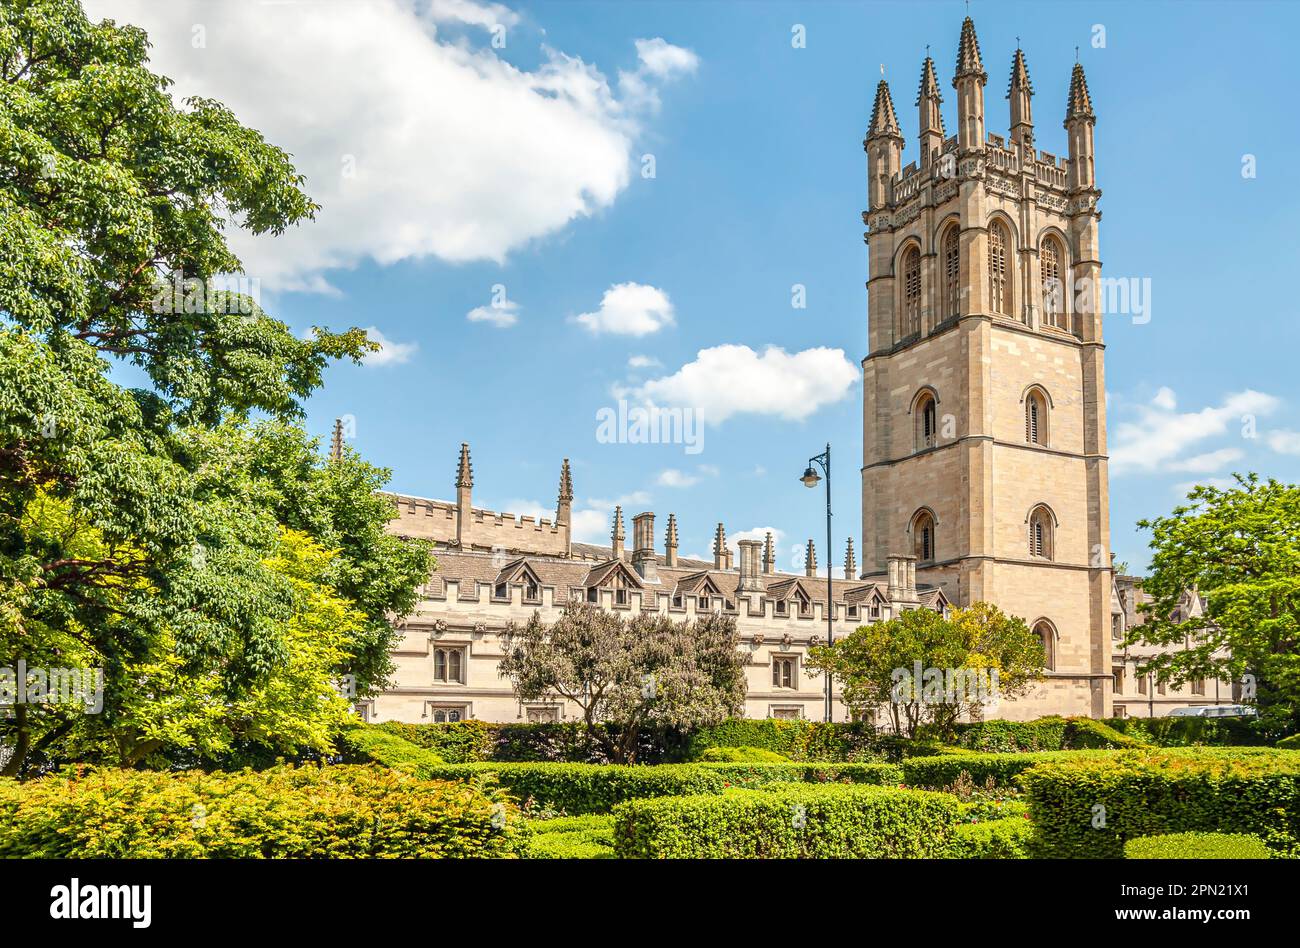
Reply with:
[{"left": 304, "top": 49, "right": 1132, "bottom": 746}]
[{"left": 1166, "top": 704, "right": 1258, "bottom": 718}]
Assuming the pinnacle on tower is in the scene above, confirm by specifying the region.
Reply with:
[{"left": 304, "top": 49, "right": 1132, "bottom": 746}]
[
  {"left": 1007, "top": 48, "right": 1035, "bottom": 149},
  {"left": 611, "top": 505, "right": 625, "bottom": 560},
  {"left": 665, "top": 513, "right": 679, "bottom": 567},
  {"left": 762, "top": 531, "right": 775, "bottom": 574},
  {"left": 953, "top": 16, "right": 987, "bottom": 82},
  {"left": 1065, "top": 62, "right": 1094, "bottom": 123},
  {"left": 713, "top": 523, "right": 728, "bottom": 570},
  {"left": 805, "top": 539, "right": 817, "bottom": 578},
  {"left": 557, "top": 458, "right": 573, "bottom": 504},
  {"left": 866, "top": 79, "right": 903, "bottom": 142},
  {"left": 844, "top": 536, "right": 857, "bottom": 580},
  {"left": 455, "top": 442, "right": 473, "bottom": 489},
  {"left": 329, "top": 418, "right": 344, "bottom": 462},
  {"left": 916, "top": 56, "right": 945, "bottom": 129}
]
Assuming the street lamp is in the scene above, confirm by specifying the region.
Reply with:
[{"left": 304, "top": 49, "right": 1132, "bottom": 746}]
[{"left": 799, "top": 443, "right": 834, "bottom": 723}]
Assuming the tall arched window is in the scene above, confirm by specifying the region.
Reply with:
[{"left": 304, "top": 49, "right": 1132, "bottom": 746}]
[
  {"left": 915, "top": 391, "right": 938, "bottom": 450},
  {"left": 1028, "top": 506, "right": 1054, "bottom": 560},
  {"left": 903, "top": 245, "right": 922, "bottom": 337},
  {"left": 1025, "top": 388, "right": 1048, "bottom": 445},
  {"left": 912, "top": 510, "right": 936, "bottom": 563},
  {"left": 943, "top": 226, "right": 961, "bottom": 320},
  {"left": 1040, "top": 236, "right": 1065, "bottom": 330},
  {"left": 988, "top": 221, "right": 1010, "bottom": 316},
  {"left": 1034, "top": 620, "right": 1056, "bottom": 671}
]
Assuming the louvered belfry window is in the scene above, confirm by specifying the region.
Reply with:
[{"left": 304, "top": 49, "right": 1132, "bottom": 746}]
[
  {"left": 944, "top": 227, "right": 960, "bottom": 319},
  {"left": 903, "top": 246, "right": 922, "bottom": 337},
  {"left": 988, "top": 222, "right": 1009, "bottom": 315},
  {"left": 1041, "top": 238, "right": 1064, "bottom": 329}
]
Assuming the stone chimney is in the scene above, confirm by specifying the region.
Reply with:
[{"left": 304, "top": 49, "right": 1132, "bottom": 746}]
[
  {"left": 762, "top": 531, "right": 775, "bottom": 574},
  {"left": 805, "top": 539, "right": 817, "bottom": 578},
  {"left": 664, "top": 514, "right": 679, "bottom": 567},
  {"left": 455, "top": 442, "right": 473, "bottom": 548},
  {"left": 632, "top": 512, "right": 658, "bottom": 582},
  {"left": 737, "top": 539, "right": 763, "bottom": 593},
  {"left": 887, "top": 553, "right": 919, "bottom": 604},
  {"left": 611, "top": 506, "right": 625, "bottom": 561}
]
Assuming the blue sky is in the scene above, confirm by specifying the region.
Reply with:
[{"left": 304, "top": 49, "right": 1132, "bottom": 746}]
[{"left": 94, "top": 0, "right": 1300, "bottom": 573}]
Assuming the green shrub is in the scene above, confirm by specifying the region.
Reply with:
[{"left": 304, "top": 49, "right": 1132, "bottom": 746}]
[
  {"left": 525, "top": 815, "right": 614, "bottom": 859},
  {"left": 946, "top": 816, "right": 1035, "bottom": 858},
  {"left": 696, "top": 745, "right": 789, "bottom": 762},
  {"left": 902, "top": 749, "right": 1123, "bottom": 788},
  {"left": 1103, "top": 716, "right": 1269, "bottom": 747},
  {"left": 337, "top": 725, "right": 444, "bottom": 774},
  {"left": 0, "top": 764, "right": 526, "bottom": 858},
  {"left": 1124, "top": 832, "right": 1271, "bottom": 860},
  {"left": 1063, "top": 718, "right": 1148, "bottom": 749},
  {"left": 415, "top": 762, "right": 727, "bottom": 815},
  {"left": 612, "top": 784, "right": 958, "bottom": 858},
  {"left": 698, "top": 762, "right": 903, "bottom": 788},
  {"left": 685, "top": 719, "right": 880, "bottom": 762},
  {"left": 952, "top": 716, "right": 1146, "bottom": 752},
  {"left": 1276, "top": 734, "right": 1300, "bottom": 750},
  {"left": 375, "top": 720, "right": 496, "bottom": 763},
  {"left": 372, "top": 720, "right": 684, "bottom": 763},
  {"left": 1019, "top": 748, "right": 1300, "bottom": 858}
]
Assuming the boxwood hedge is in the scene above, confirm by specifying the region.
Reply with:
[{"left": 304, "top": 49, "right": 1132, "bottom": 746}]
[
  {"left": 901, "top": 749, "right": 1123, "bottom": 788},
  {"left": 1019, "top": 749, "right": 1300, "bottom": 858},
  {"left": 0, "top": 764, "right": 526, "bottom": 858},
  {"left": 612, "top": 784, "right": 958, "bottom": 858},
  {"left": 945, "top": 816, "right": 1035, "bottom": 859},
  {"left": 698, "top": 762, "right": 903, "bottom": 789},
  {"left": 1123, "top": 832, "right": 1271, "bottom": 860}
]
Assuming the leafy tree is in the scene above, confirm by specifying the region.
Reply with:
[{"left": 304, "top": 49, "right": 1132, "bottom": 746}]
[
  {"left": 1134, "top": 474, "right": 1300, "bottom": 735},
  {"left": 807, "top": 603, "right": 1045, "bottom": 738},
  {"left": 498, "top": 603, "right": 747, "bottom": 763},
  {"left": 0, "top": 0, "right": 432, "bottom": 774}
]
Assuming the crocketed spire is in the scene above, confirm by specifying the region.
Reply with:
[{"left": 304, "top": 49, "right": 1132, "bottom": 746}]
[
  {"left": 867, "top": 79, "right": 903, "bottom": 141},
  {"left": 844, "top": 537, "right": 857, "bottom": 580},
  {"left": 916, "top": 56, "right": 945, "bottom": 133},
  {"left": 455, "top": 442, "right": 473, "bottom": 489},
  {"left": 1065, "top": 62, "right": 1094, "bottom": 122},
  {"left": 557, "top": 458, "right": 573, "bottom": 504},
  {"left": 1007, "top": 47, "right": 1033, "bottom": 98},
  {"left": 953, "top": 16, "right": 987, "bottom": 83},
  {"left": 805, "top": 539, "right": 817, "bottom": 578},
  {"left": 329, "top": 418, "right": 344, "bottom": 462},
  {"left": 763, "top": 531, "right": 775, "bottom": 574}
]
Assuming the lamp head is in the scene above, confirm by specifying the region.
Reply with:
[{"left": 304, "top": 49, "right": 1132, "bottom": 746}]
[{"left": 801, "top": 467, "right": 821, "bottom": 488}]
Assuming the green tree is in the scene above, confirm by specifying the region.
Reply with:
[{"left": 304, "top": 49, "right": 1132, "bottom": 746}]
[
  {"left": 1135, "top": 474, "right": 1300, "bottom": 735},
  {"left": 0, "top": 0, "right": 432, "bottom": 774},
  {"left": 498, "top": 603, "right": 747, "bottom": 763},
  {"left": 807, "top": 603, "right": 1045, "bottom": 738}
]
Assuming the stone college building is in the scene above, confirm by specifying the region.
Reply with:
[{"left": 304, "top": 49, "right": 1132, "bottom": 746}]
[{"left": 365, "top": 18, "right": 1229, "bottom": 726}]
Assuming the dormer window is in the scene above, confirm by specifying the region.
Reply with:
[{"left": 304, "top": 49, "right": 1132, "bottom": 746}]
[
  {"left": 524, "top": 581, "right": 540, "bottom": 603},
  {"left": 615, "top": 588, "right": 628, "bottom": 605},
  {"left": 698, "top": 596, "right": 708, "bottom": 610}
]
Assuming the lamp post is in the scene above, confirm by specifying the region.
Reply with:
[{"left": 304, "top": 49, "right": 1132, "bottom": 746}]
[{"left": 800, "top": 443, "right": 834, "bottom": 723}]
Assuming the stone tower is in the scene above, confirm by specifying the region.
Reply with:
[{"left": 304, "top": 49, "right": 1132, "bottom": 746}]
[{"left": 860, "top": 18, "right": 1110, "bottom": 718}]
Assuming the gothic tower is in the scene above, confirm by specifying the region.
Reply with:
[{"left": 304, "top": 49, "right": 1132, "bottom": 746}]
[{"left": 860, "top": 18, "right": 1110, "bottom": 718}]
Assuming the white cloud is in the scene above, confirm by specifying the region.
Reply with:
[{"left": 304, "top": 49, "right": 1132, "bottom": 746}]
[
  {"left": 656, "top": 465, "right": 718, "bottom": 488},
  {"left": 627, "top": 345, "right": 858, "bottom": 425},
  {"left": 1268, "top": 430, "right": 1300, "bottom": 455},
  {"left": 1172, "top": 477, "right": 1236, "bottom": 496},
  {"left": 362, "top": 326, "right": 418, "bottom": 366},
  {"left": 574, "top": 283, "right": 675, "bottom": 336},
  {"left": 634, "top": 38, "right": 700, "bottom": 78},
  {"left": 571, "top": 492, "right": 653, "bottom": 544},
  {"left": 729, "top": 526, "right": 782, "bottom": 558},
  {"left": 1109, "top": 388, "right": 1278, "bottom": 475},
  {"left": 627, "top": 354, "right": 662, "bottom": 369},
  {"left": 86, "top": 2, "right": 695, "bottom": 291},
  {"left": 467, "top": 300, "right": 520, "bottom": 328}
]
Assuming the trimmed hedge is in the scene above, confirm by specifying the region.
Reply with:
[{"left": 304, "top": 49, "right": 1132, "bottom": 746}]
[
  {"left": 901, "top": 750, "right": 1123, "bottom": 789},
  {"left": 612, "top": 784, "right": 958, "bottom": 858},
  {"left": 1276, "top": 734, "right": 1300, "bottom": 750},
  {"left": 1019, "top": 748, "right": 1300, "bottom": 858},
  {"left": 695, "top": 745, "right": 789, "bottom": 762},
  {"left": 946, "top": 816, "right": 1035, "bottom": 859},
  {"left": 337, "top": 725, "right": 444, "bottom": 773},
  {"left": 415, "top": 762, "right": 727, "bottom": 815},
  {"left": 1124, "top": 832, "right": 1271, "bottom": 860},
  {"left": 372, "top": 720, "right": 684, "bottom": 764},
  {"left": 0, "top": 764, "right": 526, "bottom": 858},
  {"left": 525, "top": 815, "right": 615, "bottom": 859},
  {"left": 685, "top": 719, "right": 882, "bottom": 762},
  {"left": 698, "top": 762, "right": 903, "bottom": 789},
  {"left": 951, "top": 716, "right": 1147, "bottom": 752},
  {"left": 1103, "top": 716, "right": 1268, "bottom": 748}
]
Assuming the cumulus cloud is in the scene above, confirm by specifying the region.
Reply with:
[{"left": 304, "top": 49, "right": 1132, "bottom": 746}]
[
  {"left": 362, "top": 327, "right": 418, "bottom": 366},
  {"left": 85, "top": 1, "right": 696, "bottom": 292},
  {"left": 467, "top": 300, "right": 520, "bottom": 328},
  {"left": 656, "top": 465, "right": 718, "bottom": 488},
  {"left": 574, "top": 283, "right": 675, "bottom": 336},
  {"left": 628, "top": 354, "right": 662, "bottom": 369},
  {"left": 618, "top": 38, "right": 699, "bottom": 112},
  {"left": 1268, "top": 430, "right": 1300, "bottom": 455},
  {"left": 1109, "top": 387, "right": 1278, "bottom": 475},
  {"left": 625, "top": 345, "right": 858, "bottom": 425},
  {"left": 570, "top": 491, "right": 653, "bottom": 544}
]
